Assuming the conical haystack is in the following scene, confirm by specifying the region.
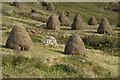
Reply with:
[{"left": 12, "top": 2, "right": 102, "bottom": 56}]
[
  {"left": 58, "top": 12, "right": 68, "bottom": 22},
  {"left": 64, "top": 34, "right": 86, "bottom": 55},
  {"left": 71, "top": 15, "right": 83, "bottom": 30},
  {"left": 97, "top": 18, "right": 113, "bottom": 34},
  {"left": 46, "top": 2, "right": 55, "bottom": 10},
  {"left": 6, "top": 25, "right": 33, "bottom": 50},
  {"left": 12, "top": 0, "right": 22, "bottom": 8},
  {"left": 88, "top": 16, "right": 98, "bottom": 25},
  {"left": 46, "top": 14, "right": 60, "bottom": 30}
]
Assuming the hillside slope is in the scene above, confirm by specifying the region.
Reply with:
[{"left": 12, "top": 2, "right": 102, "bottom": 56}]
[{"left": 1, "top": 2, "right": 119, "bottom": 78}]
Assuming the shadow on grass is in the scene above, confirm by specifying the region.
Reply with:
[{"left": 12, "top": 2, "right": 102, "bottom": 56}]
[
  {"left": 0, "top": 45, "right": 6, "bottom": 48},
  {"left": 35, "top": 26, "right": 47, "bottom": 29},
  {"left": 40, "top": 27, "right": 72, "bottom": 31},
  {"left": 60, "top": 27, "right": 72, "bottom": 30},
  {"left": 49, "top": 49, "right": 70, "bottom": 55},
  {"left": 84, "top": 31, "right": 98, "bottom": 34},
  {"left": 0, "top": 44, "right": 16, "bottom": 51},
  {"left": 114, "top": 28, "right": 120, "bottom": 31},
  {"left": 49, "top": 49, "right": 64, "bottom": 54},
  {"left": 9, "top": 3, "right": 13, "bottom": 6}
]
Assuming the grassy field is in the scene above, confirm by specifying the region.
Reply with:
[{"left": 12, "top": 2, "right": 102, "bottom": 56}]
[{"left": 1, "top": 2, "right": 119, "bottom": 78}]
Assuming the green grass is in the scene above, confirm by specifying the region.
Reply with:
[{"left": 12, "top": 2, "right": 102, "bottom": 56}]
[
  {"left": 92, "top": 63, "right": 111, "bottom": 78},
  {"left": 51, "top": 64, "right": 77, "bottom": 74},
  {"left": 2, "top": 42, "right": 118, "bottom": 78},
  {"left": 3, "top": 51, "right": 116, "bottom": 78},
  {"left": 2, "top": 2, "right": 118, "bottom": 25},
  {"left": 31, "top": 36, "right": 43, "bottom": 43},
  {"left": 54, "top": 2, "right": 118, "bottom": 25}
]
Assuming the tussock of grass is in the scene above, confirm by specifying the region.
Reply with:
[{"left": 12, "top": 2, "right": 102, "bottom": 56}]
[
  {"left": 2, "top": 55, "right": 30, "bottom": 67},
  {"left": 51, "top": 64, "right": 77, "bottom": 74},
  {"left": 35, "top": 62, "right": 50, "bottom": 72}
]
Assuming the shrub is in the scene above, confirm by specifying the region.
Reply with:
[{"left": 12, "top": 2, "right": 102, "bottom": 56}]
[
  {"left": 12, "top": 56, "right": 29, "bottom": 66},
  {"left": 2, "top": 55, "right": 14, "bottom": 66},
  {"left": 54, "top": 34, "right": 70, "bottom": 44},
  {"left": 2, "top": 55, "right": 30, "bottom": 67},
  {"left": 82, "top": 35, "right": 118, "bottom": 56},
  {"left": 51, "top": 64, "right": 77, "bottom": 74}
]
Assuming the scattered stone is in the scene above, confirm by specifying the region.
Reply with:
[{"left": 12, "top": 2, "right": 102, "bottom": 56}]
[
  {"left": 5, "top": 10, "right": 13, "bottom": 14},
  {"left": 86, "top": 58, "right": 92, "bottom": 61},
  {"left": 2, "top": 53, "right": 9, "bottom": 55},
  {"left": 100, "top": 6, "right": 110, "bottom": 10},
  {"left": 31, "top": 13, "right": 39, "bottom": 17},
  {"left": 43, "top": 36, "right": 58, "bottom": 46},
  {"left": 82, "top": 60, "right": 86, "bottom": 62}
]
